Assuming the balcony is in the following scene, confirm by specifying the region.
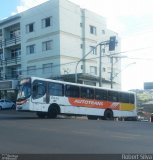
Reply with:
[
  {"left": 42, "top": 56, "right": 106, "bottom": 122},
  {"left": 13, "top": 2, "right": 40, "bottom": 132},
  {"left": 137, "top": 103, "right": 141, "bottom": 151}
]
[
  {"left": 0, "top": 36, "right": 21, "bottom": 48},
  {"left": 0, "top": 73, "right": 20, "bottom": 80},
  {"left": 0, "top": 56, "right": 21, "bottom": 67}
]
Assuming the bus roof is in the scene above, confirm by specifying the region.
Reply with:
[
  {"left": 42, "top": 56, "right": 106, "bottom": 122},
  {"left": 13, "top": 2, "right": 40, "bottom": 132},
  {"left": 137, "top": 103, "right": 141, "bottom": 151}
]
[{"left": 25, "top": 76, "right": 135, "bottom": 94}]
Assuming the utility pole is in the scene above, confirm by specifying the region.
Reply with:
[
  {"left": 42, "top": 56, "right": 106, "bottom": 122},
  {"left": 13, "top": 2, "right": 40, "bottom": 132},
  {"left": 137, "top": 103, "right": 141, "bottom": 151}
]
[
  {"left": 75, "top": 36, "right": 117, "bottom": 85},
  {"left": 110, "top": 56, "right": 114, "bottom": 89},
  {"left": 75, "top": 41, "right": 108, "bottom": 84},
  {"left": 99, "top": 44, "right": 102, "bottom": 87}
]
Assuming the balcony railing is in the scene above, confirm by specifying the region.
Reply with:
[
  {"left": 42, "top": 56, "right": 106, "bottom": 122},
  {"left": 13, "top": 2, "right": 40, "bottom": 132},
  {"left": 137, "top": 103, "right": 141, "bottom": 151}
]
[
  {"left": 0, "top": 56, "right": 21, "bottom": 66},
  {"left": 0, "top": 74, "right": 20, "bottom": 80},
  {"left": 0, "top": 36, "right": 21, "bottom": 48}
]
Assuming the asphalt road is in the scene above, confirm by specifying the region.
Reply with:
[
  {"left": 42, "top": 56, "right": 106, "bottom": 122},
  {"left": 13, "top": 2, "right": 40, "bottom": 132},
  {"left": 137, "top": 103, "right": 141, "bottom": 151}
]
[{"left": 0, "top": 110, "right": 153, "bottom": 154}]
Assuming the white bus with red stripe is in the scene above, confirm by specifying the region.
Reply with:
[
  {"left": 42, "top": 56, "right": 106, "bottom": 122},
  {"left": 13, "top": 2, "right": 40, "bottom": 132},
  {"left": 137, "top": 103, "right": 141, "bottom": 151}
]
[{"left": 16, "top": 77, "right": 137, "bottom": 120}]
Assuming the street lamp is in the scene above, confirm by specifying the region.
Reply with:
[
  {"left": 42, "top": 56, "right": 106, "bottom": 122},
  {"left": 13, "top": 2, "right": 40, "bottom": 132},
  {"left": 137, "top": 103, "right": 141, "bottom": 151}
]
[
  {"left": 75, "top": 36, "right": 117, "bottom": 84},
  {"left": 75, "top": 40, "right": 109, "bottom": 84}
]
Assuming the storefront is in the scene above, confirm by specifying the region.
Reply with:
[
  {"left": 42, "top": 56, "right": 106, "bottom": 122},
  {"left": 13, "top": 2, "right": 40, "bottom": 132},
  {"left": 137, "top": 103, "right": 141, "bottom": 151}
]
[{"left": 0, "top": 80, "right": 18, "bottom": 102}]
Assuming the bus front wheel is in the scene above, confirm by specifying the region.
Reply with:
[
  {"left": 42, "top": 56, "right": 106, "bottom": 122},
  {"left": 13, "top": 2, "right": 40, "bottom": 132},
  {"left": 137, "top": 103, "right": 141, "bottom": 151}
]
[{"left": 47, "top": 105, "right": 60, "bottom": 119}]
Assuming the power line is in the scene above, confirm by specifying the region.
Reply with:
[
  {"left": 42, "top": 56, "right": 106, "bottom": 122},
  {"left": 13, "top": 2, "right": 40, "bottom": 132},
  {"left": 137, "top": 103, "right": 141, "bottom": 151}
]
[{"left": 17, "top": 44, "right": 153, "bottom": 74}]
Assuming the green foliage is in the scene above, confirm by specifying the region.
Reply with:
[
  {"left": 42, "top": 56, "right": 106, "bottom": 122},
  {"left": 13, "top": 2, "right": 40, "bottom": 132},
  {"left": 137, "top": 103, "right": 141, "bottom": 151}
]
[{"left": 131, "top": 89, "right": 153, "bottom": 108}]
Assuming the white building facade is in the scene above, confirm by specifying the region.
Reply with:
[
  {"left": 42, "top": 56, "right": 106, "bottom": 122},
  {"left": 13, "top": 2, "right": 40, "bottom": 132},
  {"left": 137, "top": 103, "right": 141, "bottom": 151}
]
[{"left": 0, "top": 0, "right": 121, "bottom": 91}]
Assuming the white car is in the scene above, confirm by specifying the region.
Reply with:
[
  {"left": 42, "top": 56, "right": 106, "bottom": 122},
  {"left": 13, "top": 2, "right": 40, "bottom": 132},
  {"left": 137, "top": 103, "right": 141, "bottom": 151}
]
[{"left": 0, "top": 99, "right": 16, "bottom": 110}]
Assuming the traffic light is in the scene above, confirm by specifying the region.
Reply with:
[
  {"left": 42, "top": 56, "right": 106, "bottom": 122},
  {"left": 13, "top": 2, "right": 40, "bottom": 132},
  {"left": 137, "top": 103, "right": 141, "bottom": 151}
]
[{"left": 109, "top": 36, "right": 116, "bottom": 51}]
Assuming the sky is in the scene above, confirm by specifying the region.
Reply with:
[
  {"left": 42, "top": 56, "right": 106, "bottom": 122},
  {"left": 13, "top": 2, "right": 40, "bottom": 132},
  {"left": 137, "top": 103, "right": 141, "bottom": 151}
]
[{"left": 1, "top": 0, "right": 153, "bottom": 91}]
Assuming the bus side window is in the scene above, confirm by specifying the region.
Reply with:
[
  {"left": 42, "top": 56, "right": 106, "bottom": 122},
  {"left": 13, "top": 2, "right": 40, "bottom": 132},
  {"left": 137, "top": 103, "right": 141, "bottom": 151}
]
[
  {"left": 81, "top": 87, "right": 94, "bottom": 99},
  {"left": 32, "top": 80, "right": 46, "bottom": 99},
  {"left": 119, "top": 92, "right": 129, "bottom": 103},
  {"left": 108, "top": 91, "right": 119, "bottom": 102},
  {"left": 95, "top": 89, "right": 107, "bottom": 101},
  {"left": 65, "top": 85, "right": 80, "bottom": 98},
  {"left": 49, "top": 82, "right": 64, "bottom": 96}
]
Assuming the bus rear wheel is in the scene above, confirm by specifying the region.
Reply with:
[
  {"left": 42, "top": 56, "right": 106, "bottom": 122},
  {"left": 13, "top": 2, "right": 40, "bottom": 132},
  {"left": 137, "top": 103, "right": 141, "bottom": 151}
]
[
  {"left": 47, "top": 105, "right": 60, "bottom": 119},
  {"left": 103, "top": 109, "right": 114, "bottom": 120}
]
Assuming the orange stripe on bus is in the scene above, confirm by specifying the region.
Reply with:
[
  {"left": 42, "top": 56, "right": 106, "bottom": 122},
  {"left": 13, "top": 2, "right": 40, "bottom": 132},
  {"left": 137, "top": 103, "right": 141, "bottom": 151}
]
[{"left": 68, "top": 98, "right": 120, "bottom": 110}]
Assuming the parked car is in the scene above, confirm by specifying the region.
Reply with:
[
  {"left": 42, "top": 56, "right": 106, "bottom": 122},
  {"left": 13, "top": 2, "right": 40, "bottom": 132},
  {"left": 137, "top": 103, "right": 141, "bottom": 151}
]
[{"left": 0, "top": 99, "right": 16, "bottom": 110}]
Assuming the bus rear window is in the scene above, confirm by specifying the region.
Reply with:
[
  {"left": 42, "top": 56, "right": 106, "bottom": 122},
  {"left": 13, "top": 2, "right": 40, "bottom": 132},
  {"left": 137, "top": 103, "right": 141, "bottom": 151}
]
[{"left": 129, "top": 94, "right": 135, "bottom": 104}]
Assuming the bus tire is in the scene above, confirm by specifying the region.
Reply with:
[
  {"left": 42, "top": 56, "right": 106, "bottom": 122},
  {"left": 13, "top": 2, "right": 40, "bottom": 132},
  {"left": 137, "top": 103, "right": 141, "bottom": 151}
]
[
  {"left": 87, "top": 115, "right": 98, "bottom": 120},
  {"left": 47, "top": 104, "right": 60, "bottom": 119},
  {"left": 104, "top": 109, "right": 114, "bottom": 120}
]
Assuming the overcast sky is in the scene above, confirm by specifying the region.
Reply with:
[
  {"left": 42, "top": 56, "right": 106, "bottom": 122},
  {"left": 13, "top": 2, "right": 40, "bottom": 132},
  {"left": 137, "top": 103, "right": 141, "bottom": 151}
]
[{"left": 1, "top": 0, "right": 153, "bottom": 90}]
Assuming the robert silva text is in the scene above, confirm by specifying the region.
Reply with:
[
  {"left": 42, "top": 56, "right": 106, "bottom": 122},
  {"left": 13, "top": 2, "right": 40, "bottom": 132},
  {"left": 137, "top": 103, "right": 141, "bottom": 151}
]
[{"left": 122, "top": 154, "right": 153, "bottom": 160}]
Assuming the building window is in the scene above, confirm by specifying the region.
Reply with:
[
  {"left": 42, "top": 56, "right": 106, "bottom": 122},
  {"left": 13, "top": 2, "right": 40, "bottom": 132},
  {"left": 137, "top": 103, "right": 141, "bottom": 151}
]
[
  {"left": 42, "top": 17, "right": 52, "bottom": 28},
  {"left": 0, "top": 30, "right": 2, "bottom": 37},
  {"left": 26, "top": 45, "right": 35, "bottom": 54},
  {"left": 0, "top": 69, "right": 2, "bottom": 78},
  {"left": 42, "top": 40, "right": 53, "bottom": 51},
  {"left": 90, "top": 66, "right": 97, "bottom": 75},
  {"left": 103, "top": 68, "right": 106, "bottom": 72},
  {"left": 0, "top": 30, "right": 2, "bottom": 39},
  {"left": 27, "top": 66, "right": 36, "bottom": 75},
  {"left": 26, "top": 23, "right": 34, "bottom": 33},
  {"left": 10, "top": 29, "right": 20, "bottom": 39},
  {"left": 43, "top": 63, "right": 52, "bottom": 74},
  {"left": 102, "top": 30, "right": 105, "bottom": 35},
  {"left": 90, "top": 46, "right": 97, "bottom": 55},
  {"left": 0, "top": 52, "right": 3, "bottom": 60},
  {"left": 11, "top": 48, "right": 21, "bottom": 58},
  {"left": 90, "top": 25, "right": 97, "bottom": 35}
]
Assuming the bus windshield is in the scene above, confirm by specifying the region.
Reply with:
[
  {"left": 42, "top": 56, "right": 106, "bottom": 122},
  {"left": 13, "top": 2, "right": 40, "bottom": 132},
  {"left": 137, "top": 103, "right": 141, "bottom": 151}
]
[{"left": 17, "top": 79, "right": 31, "bottom": 100}]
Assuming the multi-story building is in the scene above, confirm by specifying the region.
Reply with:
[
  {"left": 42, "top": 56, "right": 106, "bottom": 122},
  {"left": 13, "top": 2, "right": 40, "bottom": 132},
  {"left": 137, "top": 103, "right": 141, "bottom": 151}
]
[{"left": 0, "top": 0, "right": 121, "bottom": 99}]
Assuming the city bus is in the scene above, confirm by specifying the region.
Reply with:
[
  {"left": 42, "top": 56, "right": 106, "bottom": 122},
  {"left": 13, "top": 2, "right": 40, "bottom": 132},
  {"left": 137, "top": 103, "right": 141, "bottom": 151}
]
[{"left": 16, "top": 77, "right": 137, "bottom": 120}]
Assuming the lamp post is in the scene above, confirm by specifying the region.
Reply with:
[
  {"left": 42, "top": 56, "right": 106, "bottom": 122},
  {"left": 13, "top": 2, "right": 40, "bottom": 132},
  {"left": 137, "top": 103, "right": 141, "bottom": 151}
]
[
  {"left": 75, "top": 40, "right": 109, "bottom": 84},
  {"left": 75, "top": 36, "right": 117, "bottom": 85}
]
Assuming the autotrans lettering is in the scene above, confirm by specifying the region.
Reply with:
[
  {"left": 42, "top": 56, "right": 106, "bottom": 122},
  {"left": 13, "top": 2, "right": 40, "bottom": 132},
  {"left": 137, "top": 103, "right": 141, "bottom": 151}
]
[
  {"left": 68, "top": 98, "right": 120, "bottom": 110},
  {"left": 74, "top": 99, "right": 103, "bottom": 106}
]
